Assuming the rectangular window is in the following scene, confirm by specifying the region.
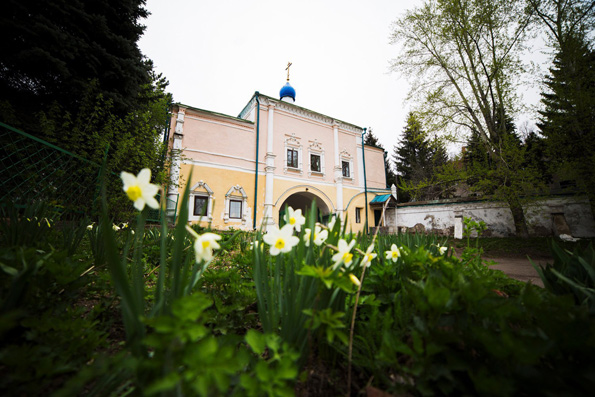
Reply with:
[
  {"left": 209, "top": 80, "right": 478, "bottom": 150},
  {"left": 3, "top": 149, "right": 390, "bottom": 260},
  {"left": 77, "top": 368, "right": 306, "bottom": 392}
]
[
  {"left": 355, "top": 207, "right": 362, "bottom": 224},
  {"left": 287, "top": 148, "right": 299, "bottom": 168},
  {"left": 229, "top": 199, "right": 243, "bottom": 219},
  {"left": 193, "top": 196, "right": 208, "bottom": 217},
  {"left": 342, "top": 161, "right": 350, "bottom": 178},
  {"left": 310, "top": 154, "right": 321, "bottom": 172}
]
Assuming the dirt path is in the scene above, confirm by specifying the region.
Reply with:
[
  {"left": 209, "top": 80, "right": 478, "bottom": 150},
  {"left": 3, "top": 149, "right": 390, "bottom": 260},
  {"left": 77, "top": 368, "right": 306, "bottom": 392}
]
[{"left": 486, "top": 256, "right": 548, "bottom": 287}]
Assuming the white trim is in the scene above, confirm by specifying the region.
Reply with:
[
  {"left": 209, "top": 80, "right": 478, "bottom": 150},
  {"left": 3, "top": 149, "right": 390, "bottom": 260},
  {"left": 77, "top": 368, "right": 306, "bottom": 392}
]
[
  {"left": 184, "top": 148, "right": 260, "bottom": 165},
  {"left": 182, "top": 159, "right": 264, "bottom": 174},
  {"left": 189, "top": 180, "right": 214, "bottom": 222},
  {"left": 184, "top": 115, "right": 253, "bottom": 132}
]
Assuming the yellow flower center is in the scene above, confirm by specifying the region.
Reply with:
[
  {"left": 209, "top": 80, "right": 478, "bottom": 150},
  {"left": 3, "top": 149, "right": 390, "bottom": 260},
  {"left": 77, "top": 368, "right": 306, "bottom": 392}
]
[
  {"left": 126, "top": 185, "right": 142, "bottom": 201},
  {"left": 275, "top": 238, "right": 285, "bottom": 250},
  {"left": 202, "top": 240, "right": 210, "bottom": 249},
  {"left": 366, "top": 254, "right": 373, "bottom": 262},
  {"left": 289, "top": 217, "right": 296, "bottom": 225},
  {"left": 392, "top": 251, "right": 399, "bottom": 258},
  {"left": 343, "top": 252, "right": 353, "bottom": 263}
]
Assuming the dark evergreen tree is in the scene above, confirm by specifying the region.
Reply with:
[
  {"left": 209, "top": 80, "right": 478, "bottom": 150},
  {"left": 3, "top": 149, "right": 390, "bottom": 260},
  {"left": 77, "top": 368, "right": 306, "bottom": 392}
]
[
  {"left": 0, "top": 0, "right": 173, "bottom": 219},
  {"left": 0, "top": 0, "right": 153, "bottom": 133},
  {"left": 393, "top": 113, "right": 449, "bottom": 201},
  {"left": 538, "top": 33, "right": 595, "bottom": 211}
]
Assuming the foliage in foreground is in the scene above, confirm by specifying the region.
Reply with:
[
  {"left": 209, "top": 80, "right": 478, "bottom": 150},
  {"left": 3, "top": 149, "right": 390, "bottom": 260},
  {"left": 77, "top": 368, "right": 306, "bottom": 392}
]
[{"left": 2, "top": 191, "right": 595, "bottom": 396}]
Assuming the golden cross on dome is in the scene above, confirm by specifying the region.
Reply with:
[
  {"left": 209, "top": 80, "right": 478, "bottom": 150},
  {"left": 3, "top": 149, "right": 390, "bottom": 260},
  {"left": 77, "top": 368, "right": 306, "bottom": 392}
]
[{"left": 286, "top": 62, "right": 292, "bottom": 81}]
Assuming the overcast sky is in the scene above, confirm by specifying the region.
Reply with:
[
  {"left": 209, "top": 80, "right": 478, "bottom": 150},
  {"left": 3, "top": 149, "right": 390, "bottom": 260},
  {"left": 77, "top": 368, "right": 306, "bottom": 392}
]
[
  {"left": 137, "top": 0, "right": 426, "bottom": 153},
  {"left": 138, "top": 0, "right": 545, "bottom": 156}
]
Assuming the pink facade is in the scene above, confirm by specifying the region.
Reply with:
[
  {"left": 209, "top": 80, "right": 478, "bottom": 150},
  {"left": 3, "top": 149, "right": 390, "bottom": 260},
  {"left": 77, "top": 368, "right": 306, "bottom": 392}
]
[{"left": 168, "top": 92, "right": 393, "bottom": 231}]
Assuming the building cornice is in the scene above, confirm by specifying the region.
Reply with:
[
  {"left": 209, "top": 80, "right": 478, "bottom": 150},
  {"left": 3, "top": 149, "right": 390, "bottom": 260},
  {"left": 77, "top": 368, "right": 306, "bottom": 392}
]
[{"left": 239, "top": 93, "right": 364, "bottom": 135}]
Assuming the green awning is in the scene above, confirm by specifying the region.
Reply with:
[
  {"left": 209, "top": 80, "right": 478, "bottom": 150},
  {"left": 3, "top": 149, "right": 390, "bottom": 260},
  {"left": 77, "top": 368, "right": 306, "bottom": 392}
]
[{"left": 370, "top": 194, "right": 392, "bottom": 204}]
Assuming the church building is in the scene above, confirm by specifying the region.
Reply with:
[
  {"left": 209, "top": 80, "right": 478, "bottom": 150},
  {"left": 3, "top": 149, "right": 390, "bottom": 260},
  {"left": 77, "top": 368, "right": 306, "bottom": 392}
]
[{"left": 166, "top": 72, "right": 394, "bottom": 232}]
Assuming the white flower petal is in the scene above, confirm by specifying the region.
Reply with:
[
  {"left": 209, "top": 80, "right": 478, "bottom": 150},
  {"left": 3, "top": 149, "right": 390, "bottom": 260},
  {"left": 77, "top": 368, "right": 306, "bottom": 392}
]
[
  {"left": 134, "top": 198, "right": 146, "bottom": 211},
  {"left": 120, "top": 171, "right": 136, "bottom": 188},
  {"left": 137, "top": 168, "right": 152, "bottom": 185}
]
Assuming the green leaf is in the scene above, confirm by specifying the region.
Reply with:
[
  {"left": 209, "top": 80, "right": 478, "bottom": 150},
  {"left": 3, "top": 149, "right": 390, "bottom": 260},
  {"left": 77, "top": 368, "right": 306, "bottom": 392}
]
[
  {"left": 246, "top": 329, "right": 266, "bottom": 355},
  {"left": 145, "top": 372, "right": 181, "bottom": 395}
]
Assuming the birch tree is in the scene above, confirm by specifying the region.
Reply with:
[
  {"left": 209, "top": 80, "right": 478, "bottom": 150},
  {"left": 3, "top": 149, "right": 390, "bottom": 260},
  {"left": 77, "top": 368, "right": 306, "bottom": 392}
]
[{"left": 390, "top": 0, "right": 538, "bottom": 237}]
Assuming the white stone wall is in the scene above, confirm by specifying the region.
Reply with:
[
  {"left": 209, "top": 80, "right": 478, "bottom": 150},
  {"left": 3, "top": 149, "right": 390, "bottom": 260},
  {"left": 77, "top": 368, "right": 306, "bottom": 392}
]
[{"left": 394, "top": 196, "right": 595, "bottom": 238}]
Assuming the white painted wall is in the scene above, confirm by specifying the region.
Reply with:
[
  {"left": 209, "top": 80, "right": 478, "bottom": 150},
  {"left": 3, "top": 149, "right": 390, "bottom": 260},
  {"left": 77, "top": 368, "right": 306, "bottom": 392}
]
[{"left": 393, "top": 196, "right": 595, "bottom": 238}]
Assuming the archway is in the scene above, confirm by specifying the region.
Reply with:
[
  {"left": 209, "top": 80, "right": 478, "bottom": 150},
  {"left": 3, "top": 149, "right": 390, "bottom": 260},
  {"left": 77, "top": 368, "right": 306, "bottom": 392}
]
[{"left": 278, "top": 191, "right": 331, "bottom": 226}]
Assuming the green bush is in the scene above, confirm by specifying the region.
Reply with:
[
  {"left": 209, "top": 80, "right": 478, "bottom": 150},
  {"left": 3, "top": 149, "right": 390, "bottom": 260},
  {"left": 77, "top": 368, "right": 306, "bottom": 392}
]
[{"left": 535, "top": 240, "right": 595, "bottom": 313}]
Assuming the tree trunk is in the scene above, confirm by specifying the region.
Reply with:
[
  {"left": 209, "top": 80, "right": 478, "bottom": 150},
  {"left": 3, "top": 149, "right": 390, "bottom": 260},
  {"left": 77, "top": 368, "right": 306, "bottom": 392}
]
[{"left": 507, "top": 196, "right": 529, "bottom": 238}]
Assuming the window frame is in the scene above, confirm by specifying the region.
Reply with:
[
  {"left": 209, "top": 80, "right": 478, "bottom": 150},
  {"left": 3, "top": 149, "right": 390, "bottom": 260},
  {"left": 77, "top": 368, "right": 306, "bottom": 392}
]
[
  {"left": 310, "top": 153, "right": 321, "bottom": 172},
  {"left": 355, "top": 207, "right": 362, "bottom": 224},
  {"left": 193, "top": 195, "right": 209, "bottom": 217},
  {"left": 188, "top": 181, "right": 214, "bottom": 222},
  {"left": 287, "top": 148, "right": 299, "bottom": 169},
  {"left": 229, "top": 199, "right": 243, "bottom": 219},
  {"left": 342, "top": 160, "right": 351, "bottom": 178}
]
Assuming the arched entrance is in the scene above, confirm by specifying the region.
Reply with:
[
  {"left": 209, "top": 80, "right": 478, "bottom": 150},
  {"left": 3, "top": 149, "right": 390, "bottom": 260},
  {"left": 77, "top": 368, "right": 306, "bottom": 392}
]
[{"left": 278, "top": 191, "right": 331, "bottom": 226}]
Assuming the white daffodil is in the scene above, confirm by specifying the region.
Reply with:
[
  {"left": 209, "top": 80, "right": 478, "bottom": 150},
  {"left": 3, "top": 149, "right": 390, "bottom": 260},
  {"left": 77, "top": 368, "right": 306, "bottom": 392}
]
[
  {"left": 385, "top": 244, "right": 401, "bottom": 263},
  {"left": 349, "top": 273, "right": 361, "bottom": 287},
  {"left": 285, "top": 207, "right": 306, "bottom": 232},
  {"left": 120, "top": 168, "right": 160, "bottom": 211},
  {"left": 263, "top": 224, "right": 300, "bottom": 256},
  {"left": 328, "top": 215, "right": 338, "bottom": 230},
  {"left": 332, "top": 239, "right": 356, "bottom": 269},
  {"left": 360, "top": 244, "right": 377, "bottom": 268},
  {"left": 438, "top": 246, "right": 448, "bottom": 255},
  {"left": 86, "top": 224, "right": 94, "bottom": 231},
  {"left": 186, "top": 226, "right": 222, "bottom": 262},
  {"left": 112, "top": 224, "right": 120, "bottom": 231},
  {"left": 303, "top": 225, "right": 329, "bottom": 247}
]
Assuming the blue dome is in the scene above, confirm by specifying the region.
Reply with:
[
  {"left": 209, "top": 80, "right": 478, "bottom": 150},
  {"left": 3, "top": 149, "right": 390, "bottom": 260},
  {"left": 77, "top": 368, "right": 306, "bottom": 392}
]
[{"left": 279, "top": 82, "right": 296, "bottom": 101}]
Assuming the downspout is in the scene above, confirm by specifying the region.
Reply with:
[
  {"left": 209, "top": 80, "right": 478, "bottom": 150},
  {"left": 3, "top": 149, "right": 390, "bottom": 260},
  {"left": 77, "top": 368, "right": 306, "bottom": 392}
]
[
  {"left": 362, "top": 128, "right": 369, "bottom": 233},
  {"left": 253, "top": 92, "right": 261, "bottom": 230}
]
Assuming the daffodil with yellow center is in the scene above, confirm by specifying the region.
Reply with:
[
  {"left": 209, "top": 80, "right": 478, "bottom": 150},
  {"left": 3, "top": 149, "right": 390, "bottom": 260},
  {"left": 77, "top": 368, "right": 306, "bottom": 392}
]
[
  {"left": 284, "top": 207, "right": 306, "bottom": 232},
  {"left": 263, "top": 224, "right": 300, "bottom": 256},
  {"left": 303, "top": 225, "right": 329, "bottom": 247},
  {"left": 360, "top": 244, "right": 377, "bottom": 268},
  {"left": 120, "top": 168, "right": 160, "bottom": 211},
  {"left": 385, "top": 244, "right": 401, "bottom": 263},
  {"left": 186, "top": 226, "right": 222, "bottom": 263},
  {"left": 331, "top": 239, "right": 356, "bottom": 269}
]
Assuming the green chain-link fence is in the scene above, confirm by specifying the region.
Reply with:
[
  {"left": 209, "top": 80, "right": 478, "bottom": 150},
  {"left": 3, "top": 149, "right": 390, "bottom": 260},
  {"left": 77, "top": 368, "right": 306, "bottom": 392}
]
[{"left": 0, "top": 121, "right": 177, "bottom": 222}]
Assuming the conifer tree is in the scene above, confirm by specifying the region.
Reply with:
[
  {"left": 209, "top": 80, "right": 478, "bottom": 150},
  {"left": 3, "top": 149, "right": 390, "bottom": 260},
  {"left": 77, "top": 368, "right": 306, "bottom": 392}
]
[
  {"left": 538, "top": 34, "right": 595, "bottom": 213},
  {"left": 393, "top": 113, "right": 449, "bottom": 201}
]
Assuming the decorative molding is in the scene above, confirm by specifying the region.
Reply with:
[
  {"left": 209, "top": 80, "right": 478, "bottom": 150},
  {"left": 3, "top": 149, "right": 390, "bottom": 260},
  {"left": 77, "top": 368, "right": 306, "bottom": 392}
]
[
  {"left": 190, "top": 180, "right": 214, "bottom": 195},
  {"left": 285, "top": 133, "right": 301, "bottom": 146},
  {"left": 339, "top": 149, "right": 353, "bottom": 160},
  {"left": 309, "top": 139, "right": 323, "bottom": 151}
]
